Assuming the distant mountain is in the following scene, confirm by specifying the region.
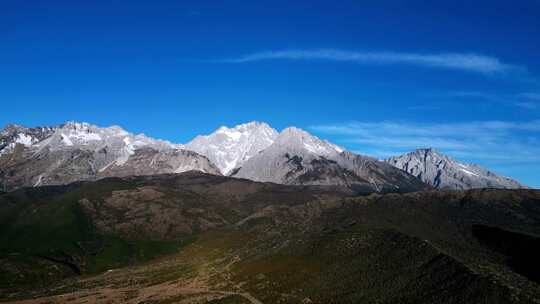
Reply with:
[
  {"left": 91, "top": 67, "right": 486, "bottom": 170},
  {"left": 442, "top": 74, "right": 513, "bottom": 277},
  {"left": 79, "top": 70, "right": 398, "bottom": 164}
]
[
  {"left": 1, "top": 121, "right": 527, "bottom": 193},
  {"left": 183, "top": 121, "right": 278, "bottom": 175},
  {"left": 231, "top": 127, "right": 429, "bottom": 193},
  {"left": 385, "top": 148, "right": 527, "bottom": 190},
  {"left": 0, "top": 122, "right": 219, "bottom": 191},
  {"left": 0, "top": 124, "right": 56, "bottom": 154}
]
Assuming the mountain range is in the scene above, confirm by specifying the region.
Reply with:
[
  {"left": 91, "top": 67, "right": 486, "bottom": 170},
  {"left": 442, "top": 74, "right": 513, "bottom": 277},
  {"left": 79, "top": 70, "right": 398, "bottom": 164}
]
[
  {"left": 0, "top": 121, "right": 527, "bottom": 192},
  {"left": 0, "top": 121, "right": 538, "bottom": 303},
  {"left": 0, "top": 122, "right": 219, "bottom": 191}
]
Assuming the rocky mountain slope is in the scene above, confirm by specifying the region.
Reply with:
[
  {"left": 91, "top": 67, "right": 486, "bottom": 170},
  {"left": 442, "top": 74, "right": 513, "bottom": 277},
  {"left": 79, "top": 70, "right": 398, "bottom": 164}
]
[
  {"left": 0, "top": 122, "right": 219, "bottom": 191},
  {"left": 0, "top": 124, "right": 56, "bottom": 155},
  {"left": 183, "top": 121, "right": 278, "bottom": 175},
  {"left": 231, "top": 127, "right": 430, "bottom": 193},
  {"left": 1, "top": 172, "right": 539, "bottom": 303},
  {"left": 1, "top": 121, "right": 528, "bottom": 192},
  {"left": 385, "top": 148, "right": 526, "bottom": 190}
]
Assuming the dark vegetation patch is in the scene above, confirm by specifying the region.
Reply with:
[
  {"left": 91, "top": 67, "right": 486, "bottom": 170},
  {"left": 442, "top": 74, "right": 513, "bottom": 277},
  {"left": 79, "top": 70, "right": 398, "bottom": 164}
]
[
  {"left": 472, "top": 224, "right": 540, "bottom": 283},
  {"left": 230, "top": 227, "right": 515, "bottom": 304},
  {"left": 1, "top": 173, "right": 540, "bottom": 303},
  {"left": 0, "top": 177, "right": 194, "bottom": 297}
]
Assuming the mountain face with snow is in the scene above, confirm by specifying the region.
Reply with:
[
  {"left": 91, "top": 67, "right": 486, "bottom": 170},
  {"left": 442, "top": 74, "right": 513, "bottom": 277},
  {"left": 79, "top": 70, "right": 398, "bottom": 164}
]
[
  {"left": 0, "top": 122, "right": 219, "bottom": 191},
  {"left": 231, "top": 127, "right": 430, "bottom": 193},
  {"left": 0, "top": 124, "right": 57, "bottom": 156},
  {"left": 1, "top": 121, "right": 527, "bottom": 193},
  {"left": 183, "top": 121, "right": 278, "bottom": 175},
  {"left": 384, "top": 148, "right": 527, "bottom": 190}
]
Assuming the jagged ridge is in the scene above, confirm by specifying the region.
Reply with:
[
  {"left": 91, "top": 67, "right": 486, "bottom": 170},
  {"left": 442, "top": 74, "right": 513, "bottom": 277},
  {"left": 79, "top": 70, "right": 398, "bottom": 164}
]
[
  {"left": 0, "top": 121, "right": 220, "bottom": 191},
  {"left": 385, "top": 148, "right": 526, "bottom": 190}
]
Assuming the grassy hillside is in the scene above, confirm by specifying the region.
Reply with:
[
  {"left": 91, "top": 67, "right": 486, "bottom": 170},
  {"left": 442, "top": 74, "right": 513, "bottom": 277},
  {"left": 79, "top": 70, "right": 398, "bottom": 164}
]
[
  {"left": 0, "top": 172, "right": 539, "bottom": 303},
  {"left": 0, "top": 178, "right": 192, "bottom": 294}
]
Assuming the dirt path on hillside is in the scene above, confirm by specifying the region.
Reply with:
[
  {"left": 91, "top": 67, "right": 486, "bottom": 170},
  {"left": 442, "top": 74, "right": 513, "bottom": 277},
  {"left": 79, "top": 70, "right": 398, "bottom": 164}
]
[
  {"left": 5, "top": 283, "right": 263, "bottom": 304},
  {"left": 5, "top": 257, "right": 263, "bottom": 304}
]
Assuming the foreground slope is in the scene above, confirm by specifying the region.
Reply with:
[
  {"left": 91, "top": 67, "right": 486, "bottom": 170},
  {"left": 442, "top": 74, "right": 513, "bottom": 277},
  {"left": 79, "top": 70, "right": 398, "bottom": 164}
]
[
  {"left": 385, "top": 148, "right": 526, "bottom": 190},
  {"left": 1, "top": 172, "right": 539, "bottom": 303}
]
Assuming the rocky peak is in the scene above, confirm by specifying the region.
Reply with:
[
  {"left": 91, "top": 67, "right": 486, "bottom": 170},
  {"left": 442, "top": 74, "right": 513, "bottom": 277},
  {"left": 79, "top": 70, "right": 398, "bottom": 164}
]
[
  {"left": 385, "top": 149, "right": 526, "bottom": 190},
  {"left": 275, "top": 127, "right": 343, "bottom": 157},
  {"left": 0, "top": 121, "right": 220, "bottom": 191},
  {"left": 0, "top": 123, "right": 57, "bottom": 154},
  {"left": 1, "top": 124, "right": 26, "bottom": 135},
  {"left": 184, "top": 121, "right": 279, "bottom": 174}
]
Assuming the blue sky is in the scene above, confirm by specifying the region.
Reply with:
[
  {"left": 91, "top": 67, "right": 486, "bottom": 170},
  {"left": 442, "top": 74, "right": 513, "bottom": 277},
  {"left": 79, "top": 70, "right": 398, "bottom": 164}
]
[{"left": 1, "top": 0, "right": 539, "bottom": 187}]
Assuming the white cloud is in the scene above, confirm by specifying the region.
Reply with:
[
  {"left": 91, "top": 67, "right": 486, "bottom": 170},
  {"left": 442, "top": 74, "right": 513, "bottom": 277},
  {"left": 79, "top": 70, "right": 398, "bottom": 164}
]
[
  {"left": 224, "top": 49, "right": 523, "bottom": 74},
  {"left": 435, "top": 91, "right": 540, "bottom": 109},
  {"left": 309, "top": 120, "right": 540, "bottom": 164}
]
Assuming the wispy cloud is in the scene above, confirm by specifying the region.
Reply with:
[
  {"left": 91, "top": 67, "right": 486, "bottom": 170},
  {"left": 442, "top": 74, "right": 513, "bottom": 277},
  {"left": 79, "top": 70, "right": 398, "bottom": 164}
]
[
  {"left": 446, "top": 91, "right": 501, "bottom": 101},
  {"left": 517, "top": 92, "right": 540, "bottom": 100},
  {"left": 309, "top": 120, "right": 540, "bottom": 165},
  {"left": 442, "top": 91, "right": 540, "bottom": 109},
  {"left": 223, "top": 49, "right": 524, "bottom": 74}
]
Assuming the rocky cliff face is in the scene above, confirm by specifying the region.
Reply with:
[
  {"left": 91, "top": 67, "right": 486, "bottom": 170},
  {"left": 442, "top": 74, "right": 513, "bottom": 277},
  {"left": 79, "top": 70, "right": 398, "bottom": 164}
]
[
  {"left": 1, "top": 121, "right": 527, "bottom": 193},
  {"left": 0, "top": 124, "right": 57, "bottom": 156},
  {"left": 0, "top": 122, "right": 219, "bottom": 191},
  {"left": 232, "top": 127, "right": 429, "bottom": 193},
  {"left": 98, "top": 147, "right": 220, "bottom": 179},
  {"left": 385, "top": 148, "right": 526, "bottom": 190}
]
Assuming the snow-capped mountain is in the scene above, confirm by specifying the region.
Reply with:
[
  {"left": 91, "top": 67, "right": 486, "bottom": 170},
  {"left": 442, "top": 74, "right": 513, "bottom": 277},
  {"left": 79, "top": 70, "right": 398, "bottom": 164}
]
[
  {"left": 231, "top": 127, "right": 429, "bottom": 193},
  {"left": 1, "top": 121, "right": 527, "bottom": 193},
  {"left": 183, "top": 121, "right": 278, "bottom": 174},
  {"left": 0, "top": 124, "right": 57, "bottom": 156},
  {"left": 384, "top": 148, "right": 527, "bottom": 190},
  {"left": 36, "top": 121, "right": 182, "bottom": 168},
  {"left": 0, "top": 122, "right": 219, "bottom": 191}
]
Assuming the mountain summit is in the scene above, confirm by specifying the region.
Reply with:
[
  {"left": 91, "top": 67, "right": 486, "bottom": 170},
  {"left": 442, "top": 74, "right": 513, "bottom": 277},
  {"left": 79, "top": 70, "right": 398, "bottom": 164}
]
[
  {"left": 231, "top": 126, "right": 429, "bottom": 193},
  {"left": 183, "top": 121, "right": 278, "bottom": 174},
  {"left": 0, "top": 121, "right": 528, "bottom": 192},
  {"left": 0, "top": 122, "right": 219, "bottom": 191},
  {"left": 385, "top": 148, "right": 526, "bottom": 190}
]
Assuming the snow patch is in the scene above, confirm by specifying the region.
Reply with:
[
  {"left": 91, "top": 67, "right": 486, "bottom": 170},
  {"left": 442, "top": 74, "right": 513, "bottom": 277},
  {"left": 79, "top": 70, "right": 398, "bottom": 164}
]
[
  {"left": 34, "top": 174, "right": 43, "bottom": 186},
  {"left": 174, "top": 164, "right": 205, "bottom": 174},
  {"left": 185, "top": 121, "right": 279, "bottom": 174},
  {"left": 15, "top": 133, "right": 34, "bottom": 146},
  {"left": 115, "top": 145, "right": 136, "bottom": 166},
  {"left": 0, "top": 142, "right": 16, "bottom": 156},
  {"left": 459, "top": 168, "right": 480, "bottom": 177},
  {"left": 457, "top": 163, "right": 482, "bottom": 177},
  {"left": 68, "top": 130, "right": 102, "bottom": 142},
  {"left": 98, "top": 161, "right": 116, "bottom": 172},
  {"left": 222, "top": 160, "right": 236, "bottom": 175},
  {"left": 217, "top": 127, "right": 243, "bottom": 141},
  {"left": 61, "top": 135, "right": 74, "bottom": 146}
]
